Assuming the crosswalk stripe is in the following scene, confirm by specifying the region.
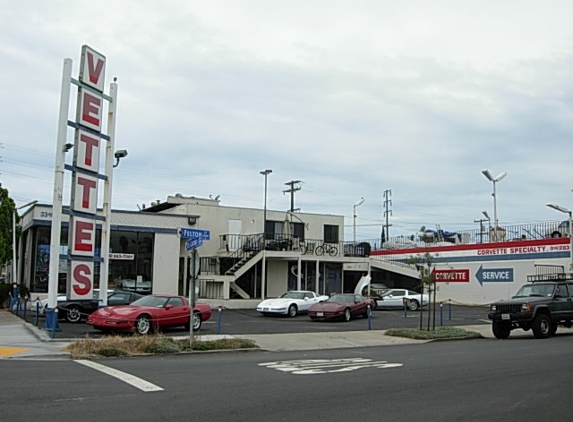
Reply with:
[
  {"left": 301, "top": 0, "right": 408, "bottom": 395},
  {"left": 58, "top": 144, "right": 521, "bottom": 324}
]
[{"left": 75, "top": 360, "right": 164, "bottom": 392}]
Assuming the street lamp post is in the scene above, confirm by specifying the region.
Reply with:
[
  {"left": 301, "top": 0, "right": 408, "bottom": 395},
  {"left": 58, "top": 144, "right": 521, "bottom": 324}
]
[
  {"left": 260, "top": 169, "right": 272, "bottom": 240},
  {"left": 259, "top": 169, "right": 272, "bottom": 300},
  {"left": 481, "top": 169, "right": 507, "bottom": 241},
  {"left": 546, "top": 203, "right": 573, "bottom": 272},
  {"left": 353, "top": 197, "right": 365, "bottom": 244},
  {"left": 12, "top": 200, "right": 38, "bottom": 296}
]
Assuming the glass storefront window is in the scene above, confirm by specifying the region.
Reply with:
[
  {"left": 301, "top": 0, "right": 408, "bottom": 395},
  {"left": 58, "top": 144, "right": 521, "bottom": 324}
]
[{"left": 30, "top": 226, "right": 154, "bottom": 294}]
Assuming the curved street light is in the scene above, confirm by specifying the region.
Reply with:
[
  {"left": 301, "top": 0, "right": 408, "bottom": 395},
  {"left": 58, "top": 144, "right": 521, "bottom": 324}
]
[
  {"left": 482, "top": 169, "right": 507, "bottom": 241},
  {"left": 546, "top": 203, "right": 573, "bottom": 272},
  {"left": 259, "top": 169, "right": 272, "bottom": 300}
]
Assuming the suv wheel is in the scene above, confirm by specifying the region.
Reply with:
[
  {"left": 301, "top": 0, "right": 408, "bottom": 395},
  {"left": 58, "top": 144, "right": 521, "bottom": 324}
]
[
  {"left": 532, "top": 314, "right": 551, "bottom": 339},
  {"left": 492, "top": 321, "right": 511, "bottom": 339}
]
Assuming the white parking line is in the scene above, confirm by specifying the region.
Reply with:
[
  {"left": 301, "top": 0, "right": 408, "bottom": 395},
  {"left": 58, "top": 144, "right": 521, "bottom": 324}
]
[{"left": 75, "top": 360, "right": 164, "bottom": 392}]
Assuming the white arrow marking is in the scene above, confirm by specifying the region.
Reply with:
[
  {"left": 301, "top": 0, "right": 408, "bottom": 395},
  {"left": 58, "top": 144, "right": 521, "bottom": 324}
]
[{"left": 259, "top": 358, "right": 403, "bottom": 375}]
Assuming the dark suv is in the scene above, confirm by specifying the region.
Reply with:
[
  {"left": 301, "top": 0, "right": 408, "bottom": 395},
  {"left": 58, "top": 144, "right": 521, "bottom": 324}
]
[{"left": 488, "top": 277, "right": 573, "bottom": 339}]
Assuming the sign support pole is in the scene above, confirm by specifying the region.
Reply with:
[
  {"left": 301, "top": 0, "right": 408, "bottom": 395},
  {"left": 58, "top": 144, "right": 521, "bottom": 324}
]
[
  {"left": 100, "top": 80, "right": 118, "bottom": 306},
  {"left": 45, "top": 58, "right": 72, "bottom": 331}
]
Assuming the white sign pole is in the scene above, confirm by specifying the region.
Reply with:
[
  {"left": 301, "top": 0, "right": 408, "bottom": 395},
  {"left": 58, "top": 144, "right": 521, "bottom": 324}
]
[
  {"left": 48, "top": 58, "right": 72, "bottom": 311},
  {"left": 100, "top": 80, "right": 118, "bottom": 306}
]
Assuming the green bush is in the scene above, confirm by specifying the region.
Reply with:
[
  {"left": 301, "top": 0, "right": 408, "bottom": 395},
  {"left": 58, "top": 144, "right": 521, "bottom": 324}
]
[
  {"left": 385, "top": 327, "right": 482, "bottom": 340},
  {"left": 0, "top": 283, "right": 11, "bottom": 308},
  {"left": 144, "top": 342, "right": 182, "bottom": 354},
  {"left": 97, "top": 348, "right": 128, "bottom": 357}
]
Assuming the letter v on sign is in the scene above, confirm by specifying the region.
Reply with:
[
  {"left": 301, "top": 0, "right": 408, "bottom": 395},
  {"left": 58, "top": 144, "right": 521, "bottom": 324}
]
[{"left": 79, "top": 45, "right": 106, "bottom": 92}]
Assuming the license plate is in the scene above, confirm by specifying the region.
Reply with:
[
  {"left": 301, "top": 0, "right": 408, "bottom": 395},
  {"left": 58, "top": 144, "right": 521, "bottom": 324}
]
[
  {"left": 501, "top": 314, "right": 510, "bottom": 320},
  {"left": 317, "top": 312, "right": 324, "bottom": 317}
]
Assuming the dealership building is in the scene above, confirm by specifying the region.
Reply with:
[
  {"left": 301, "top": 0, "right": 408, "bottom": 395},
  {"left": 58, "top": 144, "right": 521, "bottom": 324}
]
[
  {"left": 17, "top": 194, "right": 418, "bottom": 303},
  {"left": 15, "top": 193, "right": 572, "bottom": 306}
]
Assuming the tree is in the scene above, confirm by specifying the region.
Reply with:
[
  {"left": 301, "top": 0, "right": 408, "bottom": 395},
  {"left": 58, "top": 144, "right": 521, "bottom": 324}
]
[
  {"left": 408, "top": 250, "right": 438, "bottom": 330},
  {"left": 0, "top": 186, "right": 16, "bottom": 268}
]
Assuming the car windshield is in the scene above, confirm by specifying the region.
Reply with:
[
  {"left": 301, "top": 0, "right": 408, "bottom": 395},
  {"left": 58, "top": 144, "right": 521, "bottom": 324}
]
[
  {"left": 328, "top": 294, "right": 354, "bottom": 303},
  {"left": 514, "top": 284, "right": 556, "bottom": 298},
  {"left": 130, "top": 296, "right": 169, "bottom": 308},
  {"left": 280, "top": 292, "right": 306, "bottom": 299}
]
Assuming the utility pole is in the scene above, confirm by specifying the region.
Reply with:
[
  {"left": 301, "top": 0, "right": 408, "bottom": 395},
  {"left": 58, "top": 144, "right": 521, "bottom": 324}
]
[
  {"left": 382, "top": 189, "right": 393, "bottom": 245},
  {"left": 283, "top": 180, "right": 302, "bottom": 212},
  {"left": 474, "top": 218, "right": 489, "bottom": 243}
]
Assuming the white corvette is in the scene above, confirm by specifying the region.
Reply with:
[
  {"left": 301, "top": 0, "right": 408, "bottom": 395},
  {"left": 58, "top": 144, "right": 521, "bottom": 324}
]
[{"left": 257, "top": 290, "right": 329, "bottom": 317}]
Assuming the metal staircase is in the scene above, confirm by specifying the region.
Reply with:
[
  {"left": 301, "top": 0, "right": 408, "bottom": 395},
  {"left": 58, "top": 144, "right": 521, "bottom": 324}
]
[{"left": 224, "top": 251, "right": 258, "bottom": 276}]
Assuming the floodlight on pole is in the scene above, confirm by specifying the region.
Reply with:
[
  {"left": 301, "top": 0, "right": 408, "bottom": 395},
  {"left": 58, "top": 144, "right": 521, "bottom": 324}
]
[
  {"left": 482, "top": 169, "right": 507, "bottom": 241},
  {"left": 546, "top": 203, "right": 573, "bottom": 272},
  {"left": 353, "top": 197, "right": 365, "bottom": 244}
]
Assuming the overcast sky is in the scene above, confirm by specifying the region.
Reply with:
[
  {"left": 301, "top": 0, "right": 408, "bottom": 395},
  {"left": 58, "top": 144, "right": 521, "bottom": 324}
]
[{"left": 1, "top": 0, "right": 573, "bottom": 242}]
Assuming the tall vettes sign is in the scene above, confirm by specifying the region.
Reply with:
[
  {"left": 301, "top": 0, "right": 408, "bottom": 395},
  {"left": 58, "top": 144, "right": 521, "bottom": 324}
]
[{"left": 67, "top": 45, "right": 108, "bottom": 299}]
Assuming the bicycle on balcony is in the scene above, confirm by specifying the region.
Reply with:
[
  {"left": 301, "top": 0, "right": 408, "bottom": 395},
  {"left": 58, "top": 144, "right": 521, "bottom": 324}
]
[
  {"left": 315, "top": 241, "right": 338, "bottom": 257},
  {"left": 298, "top": 241, "right": 315, "bottom": 255}
]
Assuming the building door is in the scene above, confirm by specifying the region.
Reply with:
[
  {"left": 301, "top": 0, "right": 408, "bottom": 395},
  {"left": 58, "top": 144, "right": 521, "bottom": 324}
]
[{"left": 227, "top": 219, "right": 243, "bottom": 251}]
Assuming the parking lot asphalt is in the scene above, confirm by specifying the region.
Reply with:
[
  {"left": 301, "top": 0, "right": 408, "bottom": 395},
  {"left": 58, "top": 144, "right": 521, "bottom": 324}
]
[
  {"left": 0, "top": 304, "right": 494, "bottom": 358},
  {"left": 19, "top": 304, "right": 492, "bottom": 339}
]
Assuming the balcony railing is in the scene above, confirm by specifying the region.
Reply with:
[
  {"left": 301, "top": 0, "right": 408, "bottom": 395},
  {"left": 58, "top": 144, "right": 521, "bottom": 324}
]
[{"left": 217, "top": 220, "right": 569, "bottom": 259}]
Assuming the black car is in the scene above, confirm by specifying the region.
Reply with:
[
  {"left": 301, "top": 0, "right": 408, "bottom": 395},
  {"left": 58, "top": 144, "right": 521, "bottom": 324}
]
[{"left": 54, "top": 290, "right": 143, "bottom": 323}]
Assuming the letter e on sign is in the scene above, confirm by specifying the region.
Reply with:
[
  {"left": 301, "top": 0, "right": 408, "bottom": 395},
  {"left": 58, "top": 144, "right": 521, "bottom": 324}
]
[
  {"left": 78, "top": 90, "right": 103, "bottom": 131},
  {"left": 70, "top": 216, "right": 96, "bottom": 256},
  {"left": 79, "top": 45, "right": 106, "bottom": 92},
  {"left": 70, "top": 261, "right": 93, "bottom": 299}
]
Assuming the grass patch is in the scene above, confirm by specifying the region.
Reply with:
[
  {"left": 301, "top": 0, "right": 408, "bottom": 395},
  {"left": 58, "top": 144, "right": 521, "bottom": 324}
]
[
  {"left": 385, "top": 327, "right": 482, "bottom": 340},
  {"left": 65, "top": 334, "right": 257, "bottom": 358}
]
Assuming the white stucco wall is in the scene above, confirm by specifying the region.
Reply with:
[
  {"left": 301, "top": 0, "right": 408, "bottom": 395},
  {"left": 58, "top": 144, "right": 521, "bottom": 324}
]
[{"left": 266, "top": 261, "right": 289, "bottom": 297}]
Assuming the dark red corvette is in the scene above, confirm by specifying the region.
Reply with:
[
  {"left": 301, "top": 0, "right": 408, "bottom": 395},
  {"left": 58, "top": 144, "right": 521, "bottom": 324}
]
[
  {"left": 87, "top": 294, "right": 212, "bottom": 334},
  {"left": 308, "top": 293, "right": 375, "bottom": 321}
]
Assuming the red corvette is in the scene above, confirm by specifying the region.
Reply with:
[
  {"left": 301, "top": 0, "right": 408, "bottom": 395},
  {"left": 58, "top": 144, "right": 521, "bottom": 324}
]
[
  {"left": 86, "top": 294, "right": 212, "bottom": 335},
  {"left": 308, "top": 293, "right": 375, "bottom": 322}
]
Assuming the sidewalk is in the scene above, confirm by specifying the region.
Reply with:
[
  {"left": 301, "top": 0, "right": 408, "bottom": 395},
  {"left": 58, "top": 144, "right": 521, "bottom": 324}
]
[
  {"left": 0, "top": 308, "right": 496, "bottom": 359},
  {"left": 0, "top": 309, "right": 73, "bottom": 359}
]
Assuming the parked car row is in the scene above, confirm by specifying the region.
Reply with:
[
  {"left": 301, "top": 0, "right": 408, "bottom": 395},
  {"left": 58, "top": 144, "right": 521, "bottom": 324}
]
[
  {"left": 35, "top": 292, "right": 212, "bottom": 335},
  {"left": 256, "top": 288, "right": 429, "bottom": 322},
  {"left": 38, "top": 289, "right": 142, "bottom": 323}
]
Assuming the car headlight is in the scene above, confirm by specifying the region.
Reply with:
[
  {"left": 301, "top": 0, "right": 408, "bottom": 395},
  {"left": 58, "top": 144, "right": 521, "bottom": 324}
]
[
  {"left": 521, "top": 303, "right": 531, "bottom": 312},
  {"left": 490, "top": 305, "right": 497, "bottom": 312}
]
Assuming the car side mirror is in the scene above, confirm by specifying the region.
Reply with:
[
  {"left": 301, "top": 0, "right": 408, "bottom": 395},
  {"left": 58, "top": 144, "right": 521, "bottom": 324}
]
[{"left": 165, "top": 304, "right": 174, "bottom": 310}]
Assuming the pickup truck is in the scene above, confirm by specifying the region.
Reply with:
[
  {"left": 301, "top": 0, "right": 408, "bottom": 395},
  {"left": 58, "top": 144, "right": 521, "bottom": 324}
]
[{"left": 488, "top": 278, "right": 573, "bottom": 339}]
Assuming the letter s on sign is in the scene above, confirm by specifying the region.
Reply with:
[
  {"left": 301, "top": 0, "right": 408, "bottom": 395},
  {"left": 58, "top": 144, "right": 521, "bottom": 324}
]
[{"left": 72, "top": 263, "right": 92, "bottom": 296}]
